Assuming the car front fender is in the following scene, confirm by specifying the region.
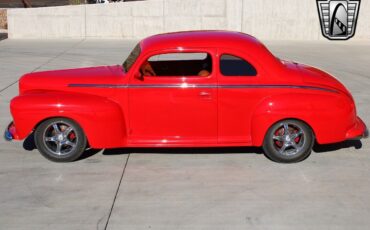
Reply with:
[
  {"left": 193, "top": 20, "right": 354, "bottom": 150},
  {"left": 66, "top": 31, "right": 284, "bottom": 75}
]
[{"left": 10, "top": 91, "right": 126, "bottom": 148}]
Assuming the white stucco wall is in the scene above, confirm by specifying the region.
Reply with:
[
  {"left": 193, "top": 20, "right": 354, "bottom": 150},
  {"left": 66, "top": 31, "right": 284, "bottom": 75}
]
[{"left": 7, "top": 0, "right": 370, "bottom": 40}]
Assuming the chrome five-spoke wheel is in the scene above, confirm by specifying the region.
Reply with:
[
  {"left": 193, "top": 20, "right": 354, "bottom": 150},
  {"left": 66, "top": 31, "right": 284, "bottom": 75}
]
[
  {"left": 35, "top": 118, "right": 87, "bottom": 162},
  {"left": 263, "top": 119, "right": 314, "bottom": 163},
  {"left": 43, "top": 122, "right": 78, "bottom": 156},
  {"left": 272, "top": 122, "right": 305, "bottom": 156}
]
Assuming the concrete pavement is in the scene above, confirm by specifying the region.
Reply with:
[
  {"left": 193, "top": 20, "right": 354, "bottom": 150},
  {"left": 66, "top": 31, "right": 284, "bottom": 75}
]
[{"left": 0, "top": 39, "right": 369, "bottom": 230}]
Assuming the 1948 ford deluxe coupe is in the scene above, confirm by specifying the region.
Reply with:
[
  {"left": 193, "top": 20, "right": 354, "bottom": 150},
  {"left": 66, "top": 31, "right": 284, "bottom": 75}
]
[{"left": 4, "top": 31, "right": 368, "bottom": 163}]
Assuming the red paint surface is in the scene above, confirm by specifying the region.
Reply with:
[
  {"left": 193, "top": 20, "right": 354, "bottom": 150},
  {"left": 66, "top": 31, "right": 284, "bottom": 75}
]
[{"left": 8, "top": 31, "right": 367, "bottom": 148}]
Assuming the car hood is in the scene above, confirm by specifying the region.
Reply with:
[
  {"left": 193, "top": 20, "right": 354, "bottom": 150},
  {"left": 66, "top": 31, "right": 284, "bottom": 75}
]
[{"left": 19, "top": 65, "right": 124, "bottom": 94}]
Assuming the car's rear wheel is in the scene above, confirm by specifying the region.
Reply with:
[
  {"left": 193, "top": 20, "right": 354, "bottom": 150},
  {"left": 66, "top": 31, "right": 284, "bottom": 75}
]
[
  {"left": 34, "top": 118, "right": 87, "bottom": 162},
  {"left": 262, "top": 119, "right": 314, "bottom": 163}
]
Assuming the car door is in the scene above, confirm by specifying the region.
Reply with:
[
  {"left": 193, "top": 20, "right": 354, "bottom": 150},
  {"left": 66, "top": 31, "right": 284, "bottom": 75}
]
[
  {"left": 128, "top": 49, "right": 217, "bottom": 146},
  {"left": 217, "top": 48, "right": 266, "bottom": 144}
]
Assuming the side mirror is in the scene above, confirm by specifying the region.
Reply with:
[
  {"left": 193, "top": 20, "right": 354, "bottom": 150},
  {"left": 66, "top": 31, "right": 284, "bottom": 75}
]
[{"left": 134, "top": 72, "right": 144, "bottom": 81}]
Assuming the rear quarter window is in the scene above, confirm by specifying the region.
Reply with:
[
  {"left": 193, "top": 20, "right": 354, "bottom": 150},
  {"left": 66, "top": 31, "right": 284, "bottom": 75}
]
[{"left": 220, "top": 54, "right": 257, "bottom": 76}]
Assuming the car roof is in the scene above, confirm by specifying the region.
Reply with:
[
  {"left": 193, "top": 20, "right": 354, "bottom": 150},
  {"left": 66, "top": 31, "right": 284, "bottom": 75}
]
[
  {"left": 139, "top": 30, "right": 284, "bottom": 75},
  {"left": 140, "top": 30, "right": 263, "bottom": 51}
]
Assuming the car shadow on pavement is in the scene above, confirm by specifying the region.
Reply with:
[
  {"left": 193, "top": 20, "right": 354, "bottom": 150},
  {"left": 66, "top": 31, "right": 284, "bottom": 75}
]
[
  {"left": 313, "top": 139, "right": 362, "bottom": 153},
  {"left": 101, "top": 140, "right": 363, "bottom": 156},
  {"left": 22, "top": 133, "right": 363, "bottom": 160},
  {"left": 99, "top": 140, "right": 364, "bottom": 158},
  {"left": 23, "top": 133, "right": 36, "bottom": 151},
  {"left": 102, "top": 146, "right": 264, "bottom": 156}
]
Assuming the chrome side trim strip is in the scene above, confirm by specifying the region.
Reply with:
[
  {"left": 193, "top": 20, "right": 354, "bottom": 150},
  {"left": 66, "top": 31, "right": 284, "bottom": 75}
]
[
  {"left": 218, "top": 84, "right": 338, "bottom": 93},
  {"left": 69, "top": 84, "right": 128, "bottom": 88},
  {"left": 68, "top": 83, "right": 216, "bottom": 89},
  {"left": 68, "top": 83, "right": 338, "bottom": 93},
  {"left": 129, "top": 84, "right": 216, "bottom": 89}
]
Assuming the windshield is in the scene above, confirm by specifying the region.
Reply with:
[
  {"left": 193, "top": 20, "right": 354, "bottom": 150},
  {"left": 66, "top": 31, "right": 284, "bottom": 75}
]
[{"left": 122, "top": 43, "right": 141, "bottom": 72}]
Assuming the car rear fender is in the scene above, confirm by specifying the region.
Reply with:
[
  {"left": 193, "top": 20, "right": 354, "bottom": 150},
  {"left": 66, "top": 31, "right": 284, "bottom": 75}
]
[
  {"left": 250, "top": 91, "right": 355, "bottom": 146},
  {"left": 10, "top": 91, "right": 126, "bottom": 148}
]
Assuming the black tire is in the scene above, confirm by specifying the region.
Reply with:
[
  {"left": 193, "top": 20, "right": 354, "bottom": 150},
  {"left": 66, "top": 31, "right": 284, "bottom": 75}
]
[
  {"left": 262, "top": 119, "right": 314, "bottom": 163},
  {"left": 34, "top": 118, "right": 87, "bottom": 162}
]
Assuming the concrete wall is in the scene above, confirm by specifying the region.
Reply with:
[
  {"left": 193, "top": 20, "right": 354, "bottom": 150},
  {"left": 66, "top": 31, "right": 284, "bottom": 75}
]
[
  {"left": 7, "top": 0, "right": 370, "bottom": 40},
  {"left": 0, "top": 0, "right": 70, "bottom": 8},
  {"left": 0, "top": 8, "right": 6, "bottom": 29}
]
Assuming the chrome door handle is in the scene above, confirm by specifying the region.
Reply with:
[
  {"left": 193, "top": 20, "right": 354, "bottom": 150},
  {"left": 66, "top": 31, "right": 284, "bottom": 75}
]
[{"left": 199, "top": 91, "right": 211, "bottom": 97}]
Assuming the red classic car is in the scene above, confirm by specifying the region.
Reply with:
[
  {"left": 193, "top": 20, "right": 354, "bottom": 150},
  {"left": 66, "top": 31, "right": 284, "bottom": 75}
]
[{"left": 4, "top": 31, "right": 368, "bottom": 163}]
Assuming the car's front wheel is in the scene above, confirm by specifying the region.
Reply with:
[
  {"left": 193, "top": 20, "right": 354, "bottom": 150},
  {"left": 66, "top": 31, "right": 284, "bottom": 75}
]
[
  {"left": 263, "top": 119, "right": 314, "bottom": 163},
  {"left": 34, "top": 118, "right": 87, "bottom": 162}
]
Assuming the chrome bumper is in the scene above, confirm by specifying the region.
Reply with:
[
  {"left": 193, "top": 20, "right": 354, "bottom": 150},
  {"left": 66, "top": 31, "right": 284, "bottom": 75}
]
[
  {"left": 364, "top": 128, "right": 369, "bottom": 139},
  {"left": 4, "top": 122, "right": 14, "bottom": 141},
  {"left": 347, "top": 117, "right": 368, "bottom": 140},
  {"left": 352, "top": 127, "right": 369, "bottom": 140}
]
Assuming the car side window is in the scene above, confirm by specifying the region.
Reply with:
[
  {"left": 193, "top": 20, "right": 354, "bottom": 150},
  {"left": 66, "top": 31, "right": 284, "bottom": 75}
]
[
  {"left": 140, "top": 52, "right": 212, "bottom": 77},
  {"left": 123, "top": 43, "right": 141, "bottom": 72},
  {"left": 220, "top": 54, "right": 257, "bottom": 76}
]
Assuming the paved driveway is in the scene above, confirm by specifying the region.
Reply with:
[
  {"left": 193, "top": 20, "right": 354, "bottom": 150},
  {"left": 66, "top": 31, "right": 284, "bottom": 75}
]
[{"left": 0, "top": 39, "right": 369, "bottom": 230}]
